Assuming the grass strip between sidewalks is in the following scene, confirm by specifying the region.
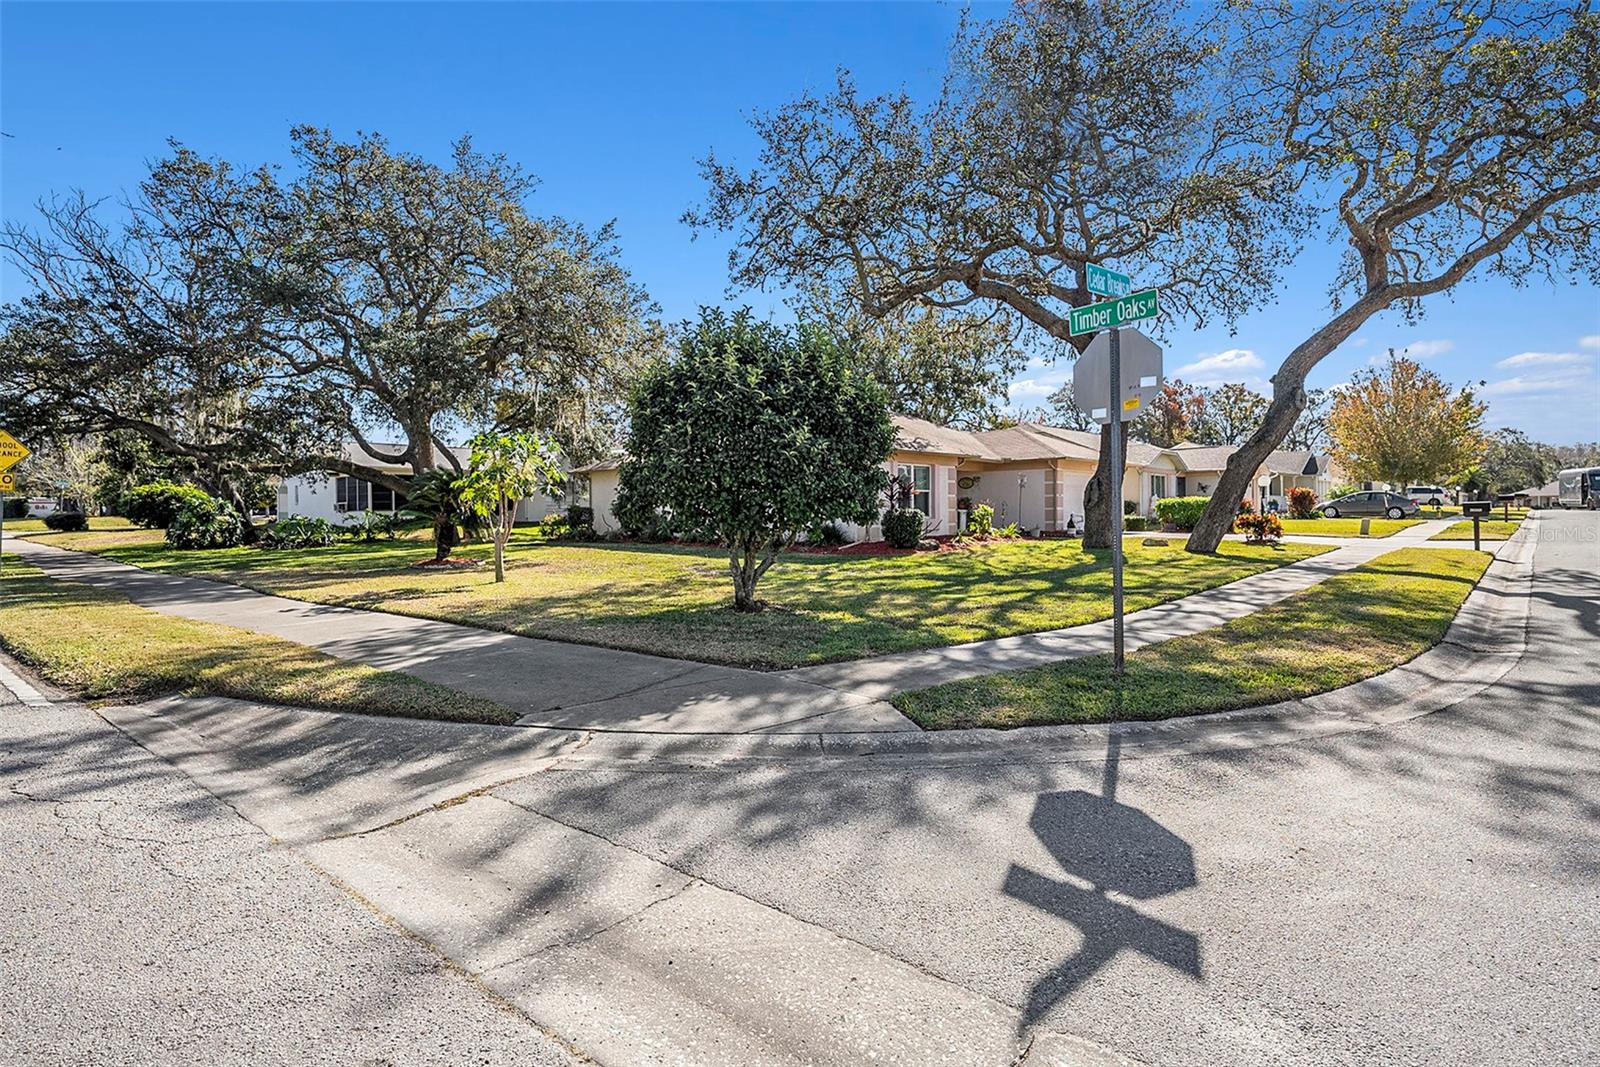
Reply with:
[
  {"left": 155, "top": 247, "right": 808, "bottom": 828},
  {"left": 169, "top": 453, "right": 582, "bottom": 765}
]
[
  {"left": 0, "top": 555, "right": 515, "bottom": 724},
  {"left": 1272, "top": 517, "right": 1422, "bottom": 537},
  {"left": 894, "top": 547, "right": 1491, "bottom": 730},
  {"left": 1429, "top": 519, "right": 1523, "bottom": 541}
]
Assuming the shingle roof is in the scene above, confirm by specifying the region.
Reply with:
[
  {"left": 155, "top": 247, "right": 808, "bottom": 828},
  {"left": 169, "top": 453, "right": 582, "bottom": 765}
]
[
  {"left": 892, "top": 415, "right": 1002, "bottom": 460},
  {"left": 571, "top": 456, "right": 624, "bottom": 474},
  {"left": 1167, "top": 443, "right": 1328, "bottom": 476}
]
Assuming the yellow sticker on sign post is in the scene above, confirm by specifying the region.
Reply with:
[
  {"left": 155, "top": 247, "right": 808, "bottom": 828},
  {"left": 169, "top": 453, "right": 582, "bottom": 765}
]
[
  {"left": 0, "top": 430, "right": 30, "bottom": 473},
  {"left": 0, "top": 472, "right": 16, "bottom": 493}
]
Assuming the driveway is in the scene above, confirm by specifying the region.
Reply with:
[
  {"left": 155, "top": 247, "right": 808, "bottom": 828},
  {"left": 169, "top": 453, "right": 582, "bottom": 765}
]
[{"left": 2, "top": 511, "right": 1592, "bottom": 1065}]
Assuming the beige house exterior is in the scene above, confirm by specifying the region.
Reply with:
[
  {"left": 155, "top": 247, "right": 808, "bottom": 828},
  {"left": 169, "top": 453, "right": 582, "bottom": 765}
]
[{"left": 574, "top": 414, "right": 1335, "bottom": 541}]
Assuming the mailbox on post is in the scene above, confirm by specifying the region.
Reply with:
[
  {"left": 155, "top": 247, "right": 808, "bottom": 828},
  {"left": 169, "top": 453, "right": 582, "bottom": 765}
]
[{"left": 1461, "top": 499, "right": 1491, "bottom": 550}]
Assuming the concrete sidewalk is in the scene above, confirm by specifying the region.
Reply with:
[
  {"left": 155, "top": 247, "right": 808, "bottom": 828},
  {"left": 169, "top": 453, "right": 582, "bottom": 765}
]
[{"left": 11, "top": 519, "right": 1456, "bottom": 734}]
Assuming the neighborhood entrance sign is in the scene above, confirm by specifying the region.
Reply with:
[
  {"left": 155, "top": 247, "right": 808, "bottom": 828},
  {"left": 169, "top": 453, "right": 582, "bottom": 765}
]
[{"left": 1068, "top": 289, "right": 1160, "bottom": 336}]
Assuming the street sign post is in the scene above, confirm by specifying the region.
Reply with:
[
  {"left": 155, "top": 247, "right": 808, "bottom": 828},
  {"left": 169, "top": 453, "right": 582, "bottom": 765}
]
[
  {"left": 1070, "top": 287, "right": 1161, "bottom": 678},
  {"left": 1086, "top": 263, "right": 1133, "bottom": 299},
  {"left": 0, "top": 430, "right": 28, "bottom": 576},
  {"left": 1068, "top": 289, "right": 1160, "bottom": 336}
]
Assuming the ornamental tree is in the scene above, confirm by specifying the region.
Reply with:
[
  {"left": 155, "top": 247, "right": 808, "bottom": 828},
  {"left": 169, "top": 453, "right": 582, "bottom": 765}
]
[
  {"left": 1328, "top": 354, "right": 1487, "bottom": 486},
  {"left": 687, "top": 0, "right": 1299, "bottom": 548},
  {"left": 1183, "top": 0, "right": 1600, "bottom": 551},
  {"left": 457, "top": 431, "right": 566, "bottom": 582},
  {"left": 1133, "top": 380, "right": 1208, "bottom": 448},
  {"left": 617, "top": 309, "right": 895, "bottom": 612}
]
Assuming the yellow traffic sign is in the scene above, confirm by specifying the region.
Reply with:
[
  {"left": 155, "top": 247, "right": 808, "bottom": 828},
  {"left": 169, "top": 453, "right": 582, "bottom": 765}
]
[
  {"left": 0, "top": 430, "right": 29, "bottom": 473},
  {"left": 0, "top": 472, "right": 15, "bottom": 493}
]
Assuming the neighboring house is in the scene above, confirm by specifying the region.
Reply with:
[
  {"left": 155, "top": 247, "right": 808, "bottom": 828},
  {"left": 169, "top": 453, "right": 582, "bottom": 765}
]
[
  {"left": 573, "top": 415, "right": 1339, "bottom": 542},
  {"left": 1514, "top": 480, "right": 1560, "bottom": 508},
  {"left": 1164, "top": 443, "right": 1338, "bottom": 514},
  {"left": 276, "top": 441, "right": 569, "bottom": 526}
]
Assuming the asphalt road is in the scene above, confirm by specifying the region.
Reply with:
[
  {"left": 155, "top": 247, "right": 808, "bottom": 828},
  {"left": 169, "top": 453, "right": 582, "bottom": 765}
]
[
  {"left": 501, "top": 509, "right": 1599, "bottom": 1066},
  {"left": 0, "top": 691, "right": 581, "bottom": 1066},
  {"left": 2, "top": 511, "right": 1594, "bottom": 1066}
]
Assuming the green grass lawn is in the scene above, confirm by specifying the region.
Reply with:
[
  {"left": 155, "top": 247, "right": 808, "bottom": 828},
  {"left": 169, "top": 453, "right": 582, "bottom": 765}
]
[
  {"left": 1430, "top": 519, "right": 1524, "bottom": 541},
  {"left": 893, "top": 547, "right": 1490, "bottom": 729},
  {"left": 1274, "top": 517, "right": 1422, "bottom": 537},
  {"left": 27, "top": 526, "right": 1332, "bottom": 669},
  {"left": 0, "top": 554, "right": 513, "bottom": 723},
  {"left": 3, "top": 515, "right": 136, "bottom": 535}
]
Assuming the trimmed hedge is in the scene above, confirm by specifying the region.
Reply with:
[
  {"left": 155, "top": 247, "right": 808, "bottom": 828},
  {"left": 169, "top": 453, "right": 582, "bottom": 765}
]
[{"left": 1153, "top": 496, "right": 1212, "bottom": 530}]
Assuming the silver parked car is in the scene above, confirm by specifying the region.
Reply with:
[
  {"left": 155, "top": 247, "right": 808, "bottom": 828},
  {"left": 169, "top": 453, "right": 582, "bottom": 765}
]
[{"left": 1320, "top": 491, "right": 1420, "bottom": 520}]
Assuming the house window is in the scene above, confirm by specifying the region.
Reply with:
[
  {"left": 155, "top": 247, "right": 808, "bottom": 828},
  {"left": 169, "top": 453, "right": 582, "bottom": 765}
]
[
  {"left": 335, "top": 476, "right": 370, "bottom": 512},
  {"left": 896, "top": 463, "right": 933, "bottom": 517},
  {"left": 1150, "top": 475, "right": 1168, "bottom": 500}
]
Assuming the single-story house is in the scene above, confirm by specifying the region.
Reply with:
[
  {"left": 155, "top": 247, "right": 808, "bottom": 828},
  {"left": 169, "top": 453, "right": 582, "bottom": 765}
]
[
  {"left": 573, "top": 415, "right": 1335, "bottom": 541},
  {"left": 276, "top": 441, "right": 570, "bottom": 526},
  {"left": 1514, "top": 480, "right": 1561, "bottom": 508},
  {"left": 1164, "top": 443, "right": 1338, "bottom": 514}
]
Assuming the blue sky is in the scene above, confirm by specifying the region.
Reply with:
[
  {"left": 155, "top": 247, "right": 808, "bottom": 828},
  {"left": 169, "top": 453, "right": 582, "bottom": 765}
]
[{"left": 4, "top": 1, "right": 1597, "bottom": 442}]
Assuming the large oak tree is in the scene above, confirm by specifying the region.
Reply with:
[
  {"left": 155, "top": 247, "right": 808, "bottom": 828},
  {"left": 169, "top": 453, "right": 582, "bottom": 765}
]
[
  {"left": 1182, "top": 0, "right": 1600, "bottom": 550},
  {"left": 1, "top": 129, "right": 657, "bottom": 510},
  {"left": 687, "top": 0, "right": 1299, "bottom": 547}
]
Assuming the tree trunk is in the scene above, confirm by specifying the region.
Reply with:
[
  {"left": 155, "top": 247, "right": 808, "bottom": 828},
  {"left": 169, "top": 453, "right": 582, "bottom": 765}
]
[
  {"left": 434, "top": 516, "right": 457, "bottom": 561},
  {"left": 729, "top": 547, "right": 762, "bottom": 612},
  {"left": 1082, "top": 422, "right": 1130, "bottom": 549},
  {"left": 493, "top": 535, "right": 506, "bottom": 582},
  {"left": 1185, "top": 384, "right": 1306, "bottom": 553}
]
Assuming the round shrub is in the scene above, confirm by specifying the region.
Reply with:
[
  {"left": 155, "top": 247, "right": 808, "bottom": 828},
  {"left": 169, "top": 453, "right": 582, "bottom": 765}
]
[
  {"left": 121, "top": 481, "right": 212, "bottom": 528},
  {"left": 165, "top": 495, "right": 245, "bottom": 550},
  {"left": 1235, "top": 512, "right": 1284, "bottom": 544},
  {"left": 881, "top": 507, "right": 926, "bottom": 549},
  {"left": 1124, "top": 515, "right": 1148, "bottom": 532},
  {"left": 1288, "top": 486, "right": 1318, "bottom": 519},
  {"left": 43, "top": 511, "right": 89, "bottom": 532},
  {"left": 2, "top": 498, "right": 28, "bottom": 520}
]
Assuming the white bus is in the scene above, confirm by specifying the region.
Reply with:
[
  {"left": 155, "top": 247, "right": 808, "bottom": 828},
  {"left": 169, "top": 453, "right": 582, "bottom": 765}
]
[{"left": 1556, "top": 466, "right": 1600, "bottom": 509}]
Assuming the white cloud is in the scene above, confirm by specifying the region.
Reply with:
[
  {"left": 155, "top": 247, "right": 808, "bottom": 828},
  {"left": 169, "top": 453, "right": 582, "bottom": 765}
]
[
  {"left": 1479, "top": 370, "right": 1594, "bottom": 398},
  {"left": 1172, "top": 348, "right": 1264, "bottom": 385},
  {"left": 1495, "top": 350, "right": 1592, "bottom": 369},
  {"left": 1581, "top": 335, "right": 1600, "bottom": 350},
  {"left": 1349, "top": 336, "right": 1369, "bottom": 348},
  {"left": 1007, "top": 378, "right": 1058, "bottom": 400},
  {"left": 1402, "top": 338, "right": 1454, "bottom": 359}
]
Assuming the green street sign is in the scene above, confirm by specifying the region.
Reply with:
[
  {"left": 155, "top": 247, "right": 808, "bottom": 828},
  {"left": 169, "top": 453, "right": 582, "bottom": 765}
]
[
  {"left": 1068, "top": 288, "right": 1160, "bottom": 336},
  {"left": 1086, "top": 263, "right": 1132, "bottom": 299}
]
